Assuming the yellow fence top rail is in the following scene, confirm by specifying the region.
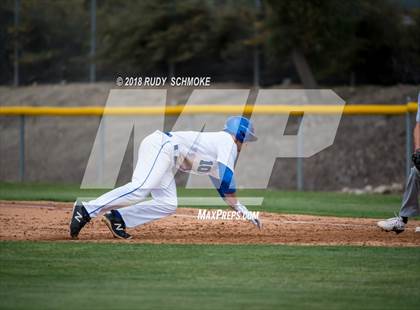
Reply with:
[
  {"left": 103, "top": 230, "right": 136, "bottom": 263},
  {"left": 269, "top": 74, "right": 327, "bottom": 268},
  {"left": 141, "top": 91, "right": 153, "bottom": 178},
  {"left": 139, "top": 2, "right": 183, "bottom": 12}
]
[{"left": 0, "top": 102, "right": 418, "bottom": 116}]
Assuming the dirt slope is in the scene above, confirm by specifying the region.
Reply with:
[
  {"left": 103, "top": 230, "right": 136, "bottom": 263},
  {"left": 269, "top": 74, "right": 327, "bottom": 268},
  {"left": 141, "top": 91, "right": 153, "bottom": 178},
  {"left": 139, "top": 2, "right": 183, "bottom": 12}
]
[{"left": 1, "top": 201, "right": 419, "bottom": 247}]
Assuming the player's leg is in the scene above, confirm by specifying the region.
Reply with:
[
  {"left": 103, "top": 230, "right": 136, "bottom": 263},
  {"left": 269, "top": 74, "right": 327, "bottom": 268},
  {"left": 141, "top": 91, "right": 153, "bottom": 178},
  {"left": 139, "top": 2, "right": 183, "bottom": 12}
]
[
  {"left": 118, "top": 178, "right": 177, "bottom": 227},
  {"left": 70, "top": 131, "right": 173, "bottom": 238},
  {"left": 84, "top": 132, "right": 172, "bottom": 216},
  {"left": 103, "top": 170, "right": 177, "bottom": 238},
  {"left": 377, "top": 167, "right": 419, "bottom": 233},
  {"left": 399, "top": 167, "right": 420, "bottom": 218}
]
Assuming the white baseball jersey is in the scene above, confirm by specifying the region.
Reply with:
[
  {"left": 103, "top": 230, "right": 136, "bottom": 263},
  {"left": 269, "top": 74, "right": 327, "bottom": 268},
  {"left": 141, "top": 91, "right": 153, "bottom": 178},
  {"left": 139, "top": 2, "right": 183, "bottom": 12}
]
[
  {"left": 83, "top": 130, "right": 238, "bottom": 228},
  {"left": 168, "top": 131, "right": 237, "bottom": 177}
]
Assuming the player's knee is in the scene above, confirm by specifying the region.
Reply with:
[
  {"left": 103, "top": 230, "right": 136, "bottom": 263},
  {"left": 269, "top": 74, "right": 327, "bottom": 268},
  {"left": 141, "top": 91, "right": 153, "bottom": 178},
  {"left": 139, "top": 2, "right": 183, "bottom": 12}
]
[
  {"left": 151, "top": 189, "right": 177, "bottom": 212},
  {"left": 130, "top": 180, "right": 156, "bottom": 193},
  {"left": 160, "top": 200, "right": 177, "bottom": 213},
  {"left": 167, "top": 201, "right": 178, "bottom": 212}
]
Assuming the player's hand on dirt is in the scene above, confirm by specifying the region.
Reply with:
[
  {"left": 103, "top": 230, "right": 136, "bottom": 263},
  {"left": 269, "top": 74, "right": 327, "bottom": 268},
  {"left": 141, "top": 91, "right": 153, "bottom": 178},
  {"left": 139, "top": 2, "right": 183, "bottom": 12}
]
[
  {"left": 234, "top": 202, "right": 262, "bottom": 230},
  {"left": 252, "top": 218, "right": 262, "bottom": 230},
  {"left": 246, "top": 213, "right": 262, "bottom": 230}
]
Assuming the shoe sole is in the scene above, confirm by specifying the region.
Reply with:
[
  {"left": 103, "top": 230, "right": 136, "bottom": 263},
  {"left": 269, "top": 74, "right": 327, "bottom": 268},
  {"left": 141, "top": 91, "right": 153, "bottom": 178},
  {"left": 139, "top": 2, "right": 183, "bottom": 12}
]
[
  {"left": 101, "top": 216, "right": 132, "bottom": 240},
  {"left": 70, "top": 227, "right": 79, "bottom": 239},
  {"left": 393, "top": 229, "right": 404, "bottom": 234},
  {"left": 379, "top": 227, "right": 404, "bottom": 234}
]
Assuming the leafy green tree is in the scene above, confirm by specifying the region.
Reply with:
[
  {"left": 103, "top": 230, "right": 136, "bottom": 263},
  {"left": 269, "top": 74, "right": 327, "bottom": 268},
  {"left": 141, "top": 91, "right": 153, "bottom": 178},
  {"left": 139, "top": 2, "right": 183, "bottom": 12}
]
[
  {"left": 391, "top": 8, "right": 420, "bottom": 83},
  {"left": 98, "top": 0, "right": 256, "bottom": 78},
  {"left": 0, "top": 0, "right": 89, "bottom": 84},
  {"left": 0, "top": 0, "right": 15, "bottom": 84},
  {"left": 1, "top": 0, "right": 419, "bottom": 85},
  {"left": 98, "top": 1, "right": 213, "bottom": 74},
  {"left": 263, "top": 0, "right": 408, "bottom": 85}
]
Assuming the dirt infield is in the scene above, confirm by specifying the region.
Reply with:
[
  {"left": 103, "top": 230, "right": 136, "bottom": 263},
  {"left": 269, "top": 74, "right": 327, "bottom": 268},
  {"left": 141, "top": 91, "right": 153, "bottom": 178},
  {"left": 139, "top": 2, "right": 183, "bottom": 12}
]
[{"left": 0, "top": 200, "right": 419, "bottom": 247}]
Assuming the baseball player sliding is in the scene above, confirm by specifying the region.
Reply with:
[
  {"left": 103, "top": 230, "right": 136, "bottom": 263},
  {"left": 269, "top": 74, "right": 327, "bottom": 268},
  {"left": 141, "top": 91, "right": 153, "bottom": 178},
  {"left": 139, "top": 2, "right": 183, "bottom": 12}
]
[
  {"left": 70, "top": 116, "right": 261, "bottom": 239},
  {"left": 377, "top": 92, "right": 420, "bottom": 233}
]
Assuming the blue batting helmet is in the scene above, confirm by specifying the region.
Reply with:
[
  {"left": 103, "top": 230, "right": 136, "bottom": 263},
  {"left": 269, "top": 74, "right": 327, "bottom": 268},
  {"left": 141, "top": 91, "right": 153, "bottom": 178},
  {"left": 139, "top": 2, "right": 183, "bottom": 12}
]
[{"left": 223, "top": 116, "right": 257, "bottom": 143}]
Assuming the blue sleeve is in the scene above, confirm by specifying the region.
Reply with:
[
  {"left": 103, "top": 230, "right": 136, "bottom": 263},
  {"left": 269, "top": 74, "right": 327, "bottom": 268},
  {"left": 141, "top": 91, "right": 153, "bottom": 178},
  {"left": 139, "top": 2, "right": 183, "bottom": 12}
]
[{"left": 209, "top": 163, "right": 236, "bottom": 197}]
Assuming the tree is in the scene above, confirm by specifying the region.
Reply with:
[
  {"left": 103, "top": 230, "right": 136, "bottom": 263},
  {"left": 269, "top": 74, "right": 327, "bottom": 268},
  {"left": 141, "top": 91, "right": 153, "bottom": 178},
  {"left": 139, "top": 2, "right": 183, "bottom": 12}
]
[
  {"left": 0, "top": 0, "right": 89, "bottom": 84},
  {"left": 98, "top": 1, "right": 213, "bottom": 75},
  {"left": 263, "top": 0, "right": 407, "bottom": 85}
]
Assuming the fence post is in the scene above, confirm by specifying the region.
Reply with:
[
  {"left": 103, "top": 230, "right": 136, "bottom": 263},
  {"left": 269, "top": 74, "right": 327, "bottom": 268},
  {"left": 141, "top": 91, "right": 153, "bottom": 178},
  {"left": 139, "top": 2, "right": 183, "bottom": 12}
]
[
  {"left": 98, "top": 116, "right": 105, "bottom": 185},
  {"left": 297, "top": 128, "right": 304, "bottom": 191},
  {"left": 405, "top": 97, "right": 413, "bottom": 179},
  {"left": 19, "top": 114, "right": 25, "bottom": 181}
]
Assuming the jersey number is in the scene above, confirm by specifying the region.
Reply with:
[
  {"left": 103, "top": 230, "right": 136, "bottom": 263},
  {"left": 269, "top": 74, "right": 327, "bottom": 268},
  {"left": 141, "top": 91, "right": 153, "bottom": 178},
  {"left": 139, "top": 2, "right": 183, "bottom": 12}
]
[{"left": 197, "top": 160, "right": 213, "bottom": 173}]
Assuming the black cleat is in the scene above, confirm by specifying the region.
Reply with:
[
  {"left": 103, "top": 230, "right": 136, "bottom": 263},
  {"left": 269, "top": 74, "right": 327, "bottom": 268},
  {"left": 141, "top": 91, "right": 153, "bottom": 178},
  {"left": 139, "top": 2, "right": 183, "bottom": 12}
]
[
  {"left": 102, "top": 210, "right": 132, "bottom": 240},
  {"left": 69, "top": 202, "right": 91, "bottom": 239}
]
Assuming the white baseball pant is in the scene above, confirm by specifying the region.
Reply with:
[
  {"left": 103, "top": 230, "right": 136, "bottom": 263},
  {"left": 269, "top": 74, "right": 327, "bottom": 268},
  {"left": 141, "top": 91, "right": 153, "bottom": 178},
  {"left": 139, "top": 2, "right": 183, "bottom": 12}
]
[{"left": 83, "top": 130, "right": 177, "bottom": 227}]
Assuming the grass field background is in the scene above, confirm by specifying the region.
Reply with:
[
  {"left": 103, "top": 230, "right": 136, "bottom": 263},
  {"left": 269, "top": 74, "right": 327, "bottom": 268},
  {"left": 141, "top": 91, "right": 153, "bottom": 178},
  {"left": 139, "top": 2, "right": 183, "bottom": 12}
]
[
  {"left": 1, "top": 242, "right": 420, "bottom": 310},
  {"left": 0, "top": 181, "right": 403, "bottom": 218},
  {"left": 1, "top": 182, "right": 419, "bottom": 310}
]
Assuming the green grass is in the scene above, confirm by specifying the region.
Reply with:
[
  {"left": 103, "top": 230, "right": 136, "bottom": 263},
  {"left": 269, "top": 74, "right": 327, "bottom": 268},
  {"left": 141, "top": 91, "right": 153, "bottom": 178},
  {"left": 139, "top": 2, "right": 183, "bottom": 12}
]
[
  {"left": 0, "top": 182, "right": 107, "bottom": 202},
  {"left": 0, "top": 184, "right": 417, "bottom": 309},
  {"left": 261, "top": 190, "right": 402, "bottom": 218},
  {"left": 0, "top": 182, "right": 402, "bottom": 218},
  {"left": 0, "top": 241, "right": 419, "bottom": 310}
]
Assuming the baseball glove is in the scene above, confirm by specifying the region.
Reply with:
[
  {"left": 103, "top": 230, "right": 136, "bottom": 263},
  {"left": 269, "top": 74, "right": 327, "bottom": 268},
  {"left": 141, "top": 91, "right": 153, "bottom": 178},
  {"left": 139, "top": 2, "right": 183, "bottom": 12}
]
[{"left": 412, "top": 148, "right": 420, "bottom": 170}]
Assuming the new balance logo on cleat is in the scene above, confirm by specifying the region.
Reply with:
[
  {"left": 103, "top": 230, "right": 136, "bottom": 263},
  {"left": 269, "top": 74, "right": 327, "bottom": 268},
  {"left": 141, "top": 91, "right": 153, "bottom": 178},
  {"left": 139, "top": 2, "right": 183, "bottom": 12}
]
[
  {"left": 75, "top": 211, "right": 83, "bottom": 223},
  {"left": 102, "top": 210, "right": 132, "bottom": 240},
  {"left": 114, "top": 223, "right": 123, "bottom": 231},
  {"left": 69, "top": 202, "right": 91, "bottom": 239}
]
